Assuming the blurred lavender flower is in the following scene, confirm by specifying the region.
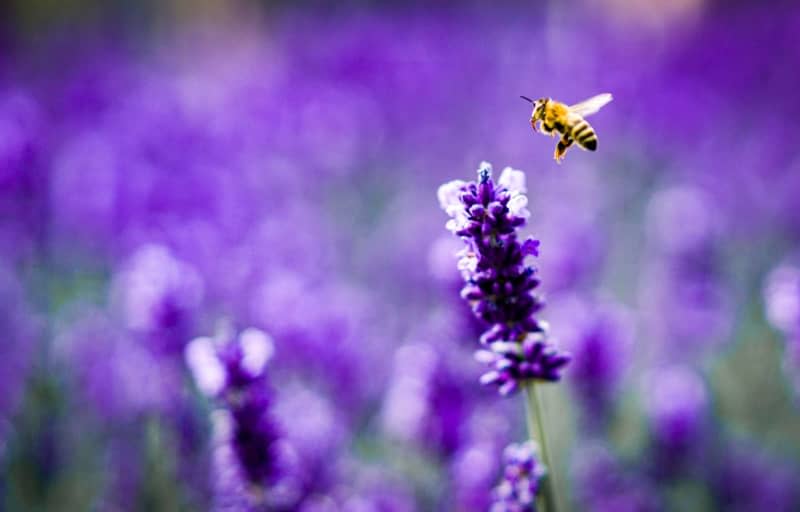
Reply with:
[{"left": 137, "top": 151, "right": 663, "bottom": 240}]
[
  {"left": 640, "top": 186, "right": 732, "bottom": 360},
  {"left": 49, "top": 130, "right": 121, "bottom": 253},
  {"left": 764, "top": 262, "right": 800, "bottom": 399},
  {"left": 0, "top": 88, "right": 43, "bottom": 264},
  {"left": 381, "top": 343, "right": 472, "bottom": 456},
  {"left": 714, "top": 443, "right": 800, "bottom": 512},
  {"left": 448, "top": 403, "right": 514, "bottom": 509},
  {"left": 451, "top": 439, "right": 501, "bottom": 512},
  {"left": 271, "top": 381, "right": 348, "bottom": 504},
  {"left": 0, "top": 267, "right": 37, "bottom": 443},
  {"left": 527, "top": 167, "right": 608, "bottom": 293},
  {"left": 646, "top": 186, "right": 719, "bottom": 257},
  {"left": 56, "top": 310, "right": 177, "bottom": 422},
  {"left": 572, "top": 443, "right": 663, "bottom": 512},
  {"left": 0, "top": 88, "right": 40, "bottom": 188},
  {"left": 297, "top": 460, "right": 416, "bottom": 512},
  {"left": 550, "top": 296, "right": 633, "bottom": 429},
  {"left": 644, "top": 366, "right": 708, "bottom": 476},
  {"left": 186, "top": 326, "right": 284, "bottom": 510},
  {"left": 53, "top": 308, "right": 193, "bottom": 509},
  {"left": 439, "top": 162, "right": 569, "bottom": 395},
  {"left": 113, "top": 244, "right": 204, "bottom": 356},
  {"left": 252, "top": 275, "right": 385, "bottom": 411},
  {"left": 490, "top": 440, "right": 545, "bottom": 512}
]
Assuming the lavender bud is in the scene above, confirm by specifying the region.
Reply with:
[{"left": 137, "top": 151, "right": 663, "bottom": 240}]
[{"left": 490, "top": 441, "right": 546, "bottom": 512}]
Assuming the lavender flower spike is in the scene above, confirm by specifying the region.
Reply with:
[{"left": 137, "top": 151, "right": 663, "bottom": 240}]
[
  {"left": 439, "top": 162, "right": 570, "bottom": 394},
  {"left": 491, "top": 441, "right": 547, "bottom": 512},
  {"left": 186, "top": 326, "right": 281, "bottom": 508}
]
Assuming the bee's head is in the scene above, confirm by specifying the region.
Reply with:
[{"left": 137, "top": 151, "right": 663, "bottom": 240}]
[
  {"left": 532, "top": 98, "right": 548, "bottom": 120},
  {"left": 521, "top": 96, "right": 548, "bottom": 121}
]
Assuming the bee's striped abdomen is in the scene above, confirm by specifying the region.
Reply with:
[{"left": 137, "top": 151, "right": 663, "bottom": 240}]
[{"left": 571, "top": 119, "right": 598, "bottom": 151}]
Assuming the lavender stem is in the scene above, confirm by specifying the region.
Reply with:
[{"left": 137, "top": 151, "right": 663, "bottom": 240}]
[{"left": 524, "top": 381, "right": 559, "bottom": 512}]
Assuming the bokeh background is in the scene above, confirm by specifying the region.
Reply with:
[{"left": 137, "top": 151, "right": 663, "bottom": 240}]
[{"left": 1, "top": 0, "right": 800, "bottom": 510}]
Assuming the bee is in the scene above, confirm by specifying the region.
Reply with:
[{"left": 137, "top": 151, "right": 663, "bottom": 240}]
[{"left": 520, "top": 93, "right": 613, "bottom": 163}]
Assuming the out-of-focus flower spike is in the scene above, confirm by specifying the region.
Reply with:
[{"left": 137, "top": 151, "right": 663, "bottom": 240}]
[{"left": 187, "top": 326, "right": 284, "bottom": 508}]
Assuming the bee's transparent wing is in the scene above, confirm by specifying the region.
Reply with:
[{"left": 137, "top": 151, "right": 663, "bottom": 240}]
[{"left": 568, "top": 93, "right": 613, "bottom": 117}]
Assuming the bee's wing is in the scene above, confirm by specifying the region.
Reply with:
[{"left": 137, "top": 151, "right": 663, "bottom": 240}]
[{"left": 568, "top": 93, "right": 613, "bottom": 118}]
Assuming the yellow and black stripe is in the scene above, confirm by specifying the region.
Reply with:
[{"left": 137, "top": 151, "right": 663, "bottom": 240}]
[{"left": 571, "top": 119, "right": 598, "bottom": 151}]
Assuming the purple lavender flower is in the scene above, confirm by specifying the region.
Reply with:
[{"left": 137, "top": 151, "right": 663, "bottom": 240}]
[
  {"left": 451, "top": 440, "right": 502, "bottom": 511},
  {"left": 52, "top": 308, "right": 199, "bottom": 509},
  {"left": 490, "top": 441, "right": 546, "bottom": 512},
  {"left": 381, "top": 343, "right": 473, "bottom": 456},
  {"left": 548, "top": 296, "right": 633, "bottom": 428},
  {"left": 448, "top": 405, "right": 516, "bottom": 511},
  {"left": 271, "top": 381, "right": 348, "bottom": 504},
  {"left": 526, "top": 167, "right": 609, "bottom": 293},
  {"left": 297, "top": 459, "right": 417, "bottom": 512},
  {"left": 0, "top": 88, "right": 43, "bottom": 265},
  {"left": 113, "top": 244, "right": 204, "bottom": 357},
  {"left": 439, "top": 162, "right": 570, "bottom": 395},
  {"left": 714, "top": 443, "right": 800, "bottom": 512},
  {"left": 764, "top": 262, "right": 800, "bottom": 399},
  {"left": 644, "top": 366, "right": 708, "bottom": 475},
  {"left": 640, "top": 186, "right": 732, "bottom": 360},
  {"left": 186, "top": 326, "right": 283, "bottom": 509},
  {"left": 55, "top": 310, "right": 178, "bottom": 421},
  {"left": 251, "top": 274, "right": 387, "bottom": 412},
  {"left": 572, "top": 443, "right": 663, "bottom": 512},
  {"left": 0, "top": 88, "right": 40, "bottom": 188}
]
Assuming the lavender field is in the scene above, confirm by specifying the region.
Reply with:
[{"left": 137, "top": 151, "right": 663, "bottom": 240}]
[{"left": 1, "top": 1, "right": 799, "bottom": 510}]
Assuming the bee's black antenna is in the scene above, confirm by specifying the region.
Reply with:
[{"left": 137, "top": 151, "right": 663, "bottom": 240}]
[{"left": 520, "top": 95, "right": 534, "bottom": 103}]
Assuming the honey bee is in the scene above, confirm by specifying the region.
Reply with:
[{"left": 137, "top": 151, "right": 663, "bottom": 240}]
[{"left": 520, "top": 93, "right": 613, "bottom": 163}]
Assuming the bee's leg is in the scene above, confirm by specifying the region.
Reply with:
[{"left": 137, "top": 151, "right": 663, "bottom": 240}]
[
  {"left": 531, "top": 118, "right": 539, "bottom": 132},
  {"left": 554, "top": 135, "right": 574, "bottom": 163}
]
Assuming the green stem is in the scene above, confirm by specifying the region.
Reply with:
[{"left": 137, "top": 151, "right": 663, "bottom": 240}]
[{"left": 524, "top": 381, "right": 559, "bottom": 512}]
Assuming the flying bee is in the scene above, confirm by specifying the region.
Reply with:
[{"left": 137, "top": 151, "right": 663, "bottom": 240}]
[{"left": 520, "top": 93, "right": 613, "bottom": 163}]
